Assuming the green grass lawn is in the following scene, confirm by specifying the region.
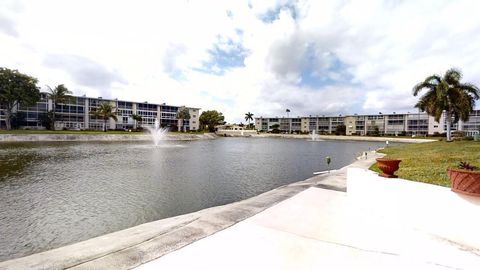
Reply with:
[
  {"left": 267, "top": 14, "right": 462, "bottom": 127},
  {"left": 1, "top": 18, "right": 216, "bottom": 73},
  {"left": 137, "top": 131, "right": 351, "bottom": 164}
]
[{"left": 369, "top": 140, "right": 480, "bottom": 187}]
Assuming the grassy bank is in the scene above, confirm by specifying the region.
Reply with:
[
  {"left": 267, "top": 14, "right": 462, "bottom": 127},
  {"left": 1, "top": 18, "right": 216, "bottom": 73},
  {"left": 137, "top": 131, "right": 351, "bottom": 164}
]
[{"left": 369, "top": 141, "right": 480, "bottom": 187}]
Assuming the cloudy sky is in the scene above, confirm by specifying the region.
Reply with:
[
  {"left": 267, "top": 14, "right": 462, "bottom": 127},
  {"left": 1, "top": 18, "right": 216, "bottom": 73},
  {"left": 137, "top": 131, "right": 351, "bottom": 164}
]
[{"left": 1, "top": 0, "right": 480, "bottom": 123}]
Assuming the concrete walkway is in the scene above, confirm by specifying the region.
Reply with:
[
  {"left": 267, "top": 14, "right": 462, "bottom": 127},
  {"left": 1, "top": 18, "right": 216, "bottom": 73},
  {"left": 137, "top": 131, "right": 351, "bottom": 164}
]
[
  {"left": 137, "top": 156, "right": 480, "bottom": 270},
  {"left": 138, "top": 188, "right": 480, "bottom": 270}
]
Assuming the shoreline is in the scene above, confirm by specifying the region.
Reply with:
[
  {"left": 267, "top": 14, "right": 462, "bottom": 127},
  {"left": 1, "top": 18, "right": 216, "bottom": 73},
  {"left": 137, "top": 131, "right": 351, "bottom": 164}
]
[
  {"left": 252, "top": 133, "right": 437, "bottom": 143},
  {"left": 0, "top": 133, "right": 217, "bottom": 142},
  {"left": 0, "top": 132, "right": 436, "bottom": 143},
  {"left": 0, "top": 151, "right": 382, "bottom": 269}
]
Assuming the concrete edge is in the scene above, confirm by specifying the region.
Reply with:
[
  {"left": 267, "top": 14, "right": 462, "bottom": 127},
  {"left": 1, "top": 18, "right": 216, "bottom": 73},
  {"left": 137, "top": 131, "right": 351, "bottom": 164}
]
[
  {"left": 252, "top": 134, "right": 437, "bottom": 143},
  {"left": 0, "top": 133, "right": 217, "bottom": 142},
  {"left": 0, "top": 153, "right": 381, "bottom": 270}
]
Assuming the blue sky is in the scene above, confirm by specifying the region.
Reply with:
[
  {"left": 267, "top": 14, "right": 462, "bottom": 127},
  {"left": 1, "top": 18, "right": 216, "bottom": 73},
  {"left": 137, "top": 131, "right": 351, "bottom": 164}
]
[{"left": 1, "top": 0, "right": 480, "bottom": 123}]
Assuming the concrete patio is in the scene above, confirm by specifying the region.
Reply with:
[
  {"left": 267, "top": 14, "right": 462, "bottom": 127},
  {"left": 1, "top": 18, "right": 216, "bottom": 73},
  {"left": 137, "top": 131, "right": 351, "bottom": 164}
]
[{"left": 138, "top": 168, "right": 480, "bottom": 269}]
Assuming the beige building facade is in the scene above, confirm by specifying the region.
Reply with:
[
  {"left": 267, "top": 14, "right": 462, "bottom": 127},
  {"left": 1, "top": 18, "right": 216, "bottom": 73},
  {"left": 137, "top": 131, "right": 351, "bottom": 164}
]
[{"left": 255, "top": 110, "right": 480, "bottom": 136}]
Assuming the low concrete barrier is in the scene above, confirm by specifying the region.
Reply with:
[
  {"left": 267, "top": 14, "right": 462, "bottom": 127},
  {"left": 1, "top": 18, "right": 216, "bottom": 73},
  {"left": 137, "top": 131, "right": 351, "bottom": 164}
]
[
  {"left": 0, "top": 133, "right": 217, "bottom": 142},
  {"left": 252, "top": 134, "right": 437, "bottom": 143},
  {"left": 215, "top": 130, "right": 258, "bottom": 137},
  {"left": 347, "top": 168, "right": 480, "bottom": 250}
]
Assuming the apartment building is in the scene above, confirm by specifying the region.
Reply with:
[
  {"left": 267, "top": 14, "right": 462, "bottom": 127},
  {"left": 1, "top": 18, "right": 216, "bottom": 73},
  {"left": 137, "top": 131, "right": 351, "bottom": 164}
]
[
  {"left": 255, "top": 110, "right": 480, "bottom": 136},
  {"left": 0, "top": 93, "right": 200, "bottom": 131}
]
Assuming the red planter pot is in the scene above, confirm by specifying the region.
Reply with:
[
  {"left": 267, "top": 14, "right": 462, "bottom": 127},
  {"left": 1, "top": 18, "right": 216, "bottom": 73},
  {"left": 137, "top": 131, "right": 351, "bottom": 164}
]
[
  {"left": 376, "top": 158, "right": 401, "bottom": 178},
  {"left": 447, "top": 168, "right": 480, "bottom": 197}
]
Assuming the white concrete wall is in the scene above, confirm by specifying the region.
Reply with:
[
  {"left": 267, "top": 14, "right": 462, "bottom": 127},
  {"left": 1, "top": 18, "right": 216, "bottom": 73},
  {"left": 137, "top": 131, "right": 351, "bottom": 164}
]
[
  {"left": 347, "top": 168, "right": 480, "bottom": 249},
  {"left": 215, "top": 130, "right": 257, "bottom": 137}
]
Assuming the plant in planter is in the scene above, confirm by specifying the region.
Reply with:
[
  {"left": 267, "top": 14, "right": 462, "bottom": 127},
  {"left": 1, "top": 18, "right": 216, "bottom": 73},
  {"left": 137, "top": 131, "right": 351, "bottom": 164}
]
[
  {"left": 447, "top": 161, "right": 480, "bottom": 197},
  {"left": 376, "top": 158, "right": 401, "bottom": 178}
]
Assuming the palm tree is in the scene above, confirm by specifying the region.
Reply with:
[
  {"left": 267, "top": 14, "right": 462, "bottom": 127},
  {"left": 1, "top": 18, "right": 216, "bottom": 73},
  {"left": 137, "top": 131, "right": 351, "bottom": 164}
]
[
  {"left": 413, "top": 68, "right": 479, "bottom": 141},
  {"left": 47, "top": 84, "right": 73, "bottom": 130},
  {"left": 285, "top": 109, "right": 291, "bottom": 133},
  {"left": 176, "top": 107, "right": 191, "bottom": 132},
  {"left": 131, "top": 114, "right": 142, "bottom": 130},
  {"left": 245, "top": 112, "right": 254, "bottom": 129},
  {"left": 91, "top": 102, "right": 118, "bottom": 132}
]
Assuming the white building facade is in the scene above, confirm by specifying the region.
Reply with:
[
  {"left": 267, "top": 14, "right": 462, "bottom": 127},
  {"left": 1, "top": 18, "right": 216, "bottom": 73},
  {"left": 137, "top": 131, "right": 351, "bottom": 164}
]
[{"left": 0, "top": 93, "right": 200, "bottom": 131}]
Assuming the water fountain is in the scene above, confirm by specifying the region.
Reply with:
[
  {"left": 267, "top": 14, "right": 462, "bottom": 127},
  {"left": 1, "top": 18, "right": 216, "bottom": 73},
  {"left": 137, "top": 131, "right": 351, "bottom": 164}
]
[
  {"left": 311, "top": 130, "right": 319, "bottom": 141},
  {"left": 146, "top": 119, "right": 169, "bottom": 146}
]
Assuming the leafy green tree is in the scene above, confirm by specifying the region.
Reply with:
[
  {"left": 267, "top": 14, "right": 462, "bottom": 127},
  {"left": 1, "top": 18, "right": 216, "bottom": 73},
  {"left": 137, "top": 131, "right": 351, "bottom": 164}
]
[
  {"left": 335, "top": 124, "right": 346, "bottom": 135},
  {"left": 91, "top": 102, "right": 118, "bottom": 132},
  {"left": 413, "top": 68, "right": 479, "bottom": 141},
  {"left": 176, "top": 107, "right": 191, "bottom": 132},
  {"left": 131, "top": 114, "right": 142, "bottom": 129},
  {"left": 270, "top": 123, "right": 280, "bottom": 133},
  {"left": 369, "top": 125, "right": 380, "bottom": 136},
  {"left": 199, "top": 110, "right": 225, "bottom": 132},
  {"left": 47, "top": 84, "right": 73, "bottom": 130},
  {"left": 244, "top": 112, "right": 254, "bottom": 129},
  {"left": 0, "top": 68, "right": 40, "bottom": 130}
]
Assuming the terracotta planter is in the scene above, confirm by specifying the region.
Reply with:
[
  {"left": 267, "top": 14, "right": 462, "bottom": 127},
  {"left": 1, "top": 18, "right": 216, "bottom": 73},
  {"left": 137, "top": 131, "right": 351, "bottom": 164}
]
[
  {"left": 376, "top": 158, "right": 401, "bottom": 178},
  {"left": 447, "top": 168, "right": 480, "bottom": 197}
]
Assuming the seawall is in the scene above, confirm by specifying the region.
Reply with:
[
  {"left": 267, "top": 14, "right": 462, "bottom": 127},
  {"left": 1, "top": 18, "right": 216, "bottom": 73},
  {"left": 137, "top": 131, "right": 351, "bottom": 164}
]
[
  {"left": 0, "top": 133, "right": 217, "bottom": 142},
  {"left": 252, "top": 133, "right": 437, "bottom": 143}
]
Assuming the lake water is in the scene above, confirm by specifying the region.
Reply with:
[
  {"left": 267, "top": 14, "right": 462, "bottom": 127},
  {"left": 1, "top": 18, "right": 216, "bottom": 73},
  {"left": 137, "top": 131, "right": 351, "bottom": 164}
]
[{"left": 0, "top": 137, "right": 389, "bottom": 261}]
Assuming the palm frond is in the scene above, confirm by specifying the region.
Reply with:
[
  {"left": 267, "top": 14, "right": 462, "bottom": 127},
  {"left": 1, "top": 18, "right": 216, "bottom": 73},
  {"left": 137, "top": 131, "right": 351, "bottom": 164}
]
[
  {"left": 444, "top": 68, "right": 462, "bottom": 85},
  {"left": 412, "top": 74, "right": 440, "bottom": 96},
  {"left": 458, "top": 83, "right": 480, "bottom": 99}
]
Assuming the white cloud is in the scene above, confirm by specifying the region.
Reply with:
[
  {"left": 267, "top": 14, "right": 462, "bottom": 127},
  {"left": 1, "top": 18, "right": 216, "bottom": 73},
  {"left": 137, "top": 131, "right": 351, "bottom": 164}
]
[{"left": 1, "top": 0, "right": 480, "bottom": 123}]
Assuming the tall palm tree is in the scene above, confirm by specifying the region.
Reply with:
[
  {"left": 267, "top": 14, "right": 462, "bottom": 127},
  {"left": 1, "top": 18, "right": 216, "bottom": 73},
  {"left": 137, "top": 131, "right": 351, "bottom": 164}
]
[
  {"left": 413, "top": 68, "right": 479, "bottom": 141},
  {"left": 245, "top": 112, "right": 254, "bottom": 129},
  {"left": 131, "top": 114, "right": 142, "bottom": 130},
  {"left": 47, "top": 84, "right": 73, "bottom": 130},
  {"left": 91, "top": 102, "right": 118, "bottom": 132},
  {"left": 176, "top": 107, "right": 191, "bottom": 132}
]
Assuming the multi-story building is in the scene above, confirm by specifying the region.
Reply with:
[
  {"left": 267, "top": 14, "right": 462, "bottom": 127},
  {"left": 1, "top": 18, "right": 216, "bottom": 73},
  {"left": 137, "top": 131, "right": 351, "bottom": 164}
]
[
  {"left": 255, "top": 110, "right": 480, "bottom": 136},
  {"left": 0, "top": 93, "right": 200, "bottom": 131}
]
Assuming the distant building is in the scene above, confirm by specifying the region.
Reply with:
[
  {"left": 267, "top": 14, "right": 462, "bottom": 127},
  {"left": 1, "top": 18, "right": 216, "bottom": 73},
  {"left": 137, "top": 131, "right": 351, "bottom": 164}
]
[
  {"left": 214, "top": 124, "right": 257, "bottom": 137},
  {"left": 255, "top": 110, "right": 480, "bottom": 136},
  {"left": 0, "top": 93, "right": 200, "bottom": 131}
]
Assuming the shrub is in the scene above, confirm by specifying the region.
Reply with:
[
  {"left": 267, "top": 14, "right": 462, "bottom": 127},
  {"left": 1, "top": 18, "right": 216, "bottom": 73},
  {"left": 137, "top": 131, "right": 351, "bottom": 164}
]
[
  {"left": 335, "top": 124, "right": 346, "bottom": 136},
  {"left": 452, "top": 131, "right": 465, "bottom": 139}
]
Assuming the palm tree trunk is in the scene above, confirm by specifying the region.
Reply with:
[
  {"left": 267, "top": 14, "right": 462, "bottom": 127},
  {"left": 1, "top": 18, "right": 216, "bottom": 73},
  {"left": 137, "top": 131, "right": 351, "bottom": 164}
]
[
  {"left": 51, "top": 110, "right": 56, "bottom": 130},
  {"left": 5, "top": 109, "right": 12, "bottom": 130},
  {"left": 446, "top": 112, "right": 452, "bottom": 142},
  {"left": 104, "top": 118, "right": 107, "bottom": 132}
]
